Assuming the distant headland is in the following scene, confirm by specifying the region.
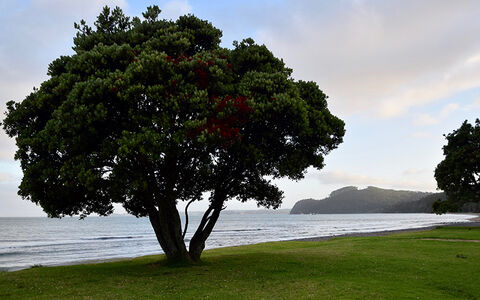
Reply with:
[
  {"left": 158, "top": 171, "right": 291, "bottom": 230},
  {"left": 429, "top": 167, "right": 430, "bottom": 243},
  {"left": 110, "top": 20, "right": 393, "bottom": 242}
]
[{"left": 290, "top": 186, "right": 480, "bottom": 214}]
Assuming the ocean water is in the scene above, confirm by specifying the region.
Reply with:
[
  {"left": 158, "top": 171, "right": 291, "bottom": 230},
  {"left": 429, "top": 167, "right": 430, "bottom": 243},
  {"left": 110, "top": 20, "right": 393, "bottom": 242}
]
[{"left": 0, "top": 211, "right": 474, "bottom": 271}]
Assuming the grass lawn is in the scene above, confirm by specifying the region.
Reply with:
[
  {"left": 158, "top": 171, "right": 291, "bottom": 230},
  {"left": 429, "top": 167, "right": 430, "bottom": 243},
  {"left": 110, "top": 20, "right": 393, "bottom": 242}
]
[{"left": 1, "top": 226, "right": 479, "bottom": 299}]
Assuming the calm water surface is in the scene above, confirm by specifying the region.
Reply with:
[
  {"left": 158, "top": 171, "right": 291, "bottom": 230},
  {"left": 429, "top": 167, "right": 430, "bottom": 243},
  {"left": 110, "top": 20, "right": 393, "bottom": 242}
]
[{"left": 0, "top": 212, "right": 474, "bottom": 271}]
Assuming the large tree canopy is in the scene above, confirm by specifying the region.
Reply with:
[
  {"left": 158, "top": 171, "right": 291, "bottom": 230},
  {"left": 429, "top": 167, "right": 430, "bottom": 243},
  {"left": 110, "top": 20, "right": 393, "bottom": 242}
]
[
  {"left": 434, "top": 119, "right": 480, "bottom": 213},
  {"left": 2, "top": 6, "right": 345, "bottom": 262}
]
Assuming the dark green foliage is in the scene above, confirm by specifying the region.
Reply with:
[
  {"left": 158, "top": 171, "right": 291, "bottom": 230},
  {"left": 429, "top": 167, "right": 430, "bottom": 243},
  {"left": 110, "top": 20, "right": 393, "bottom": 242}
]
[
  {"left": 459, "top": 201, "right": 480, "bottom": 212},
  {"left": 387, "top": 193, "right": 445, "bottom": 213},
  {"left": 2, "top": 6, "right": 344, "bottom": 261},
  {"left": 434, "top": 119, "right": 480, "bottom": 214},
  {"left": 290, "top": 186, "right": 430, "bottom": 214}
]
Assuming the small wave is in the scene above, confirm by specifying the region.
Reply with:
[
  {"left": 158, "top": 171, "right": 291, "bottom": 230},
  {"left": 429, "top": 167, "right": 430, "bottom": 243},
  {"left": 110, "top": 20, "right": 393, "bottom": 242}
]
[
  {"left": 3, "top": 241, "right": 86, "bottom": 250},
  {"left": 213, "top": 229, "right": 263, "bottom": 232},
  {"left": 0, "top": 251, "right": 24, "bottom": 257},
  {"left": 0, "top": 239, "right": 48, "bottom": 243},
  {"left": 84, "top": 236, "right": 142, "bottom": 241}
]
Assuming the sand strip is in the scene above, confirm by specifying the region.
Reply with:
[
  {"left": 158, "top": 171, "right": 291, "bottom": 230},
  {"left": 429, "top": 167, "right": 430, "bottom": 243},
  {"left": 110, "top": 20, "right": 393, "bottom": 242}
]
[{"left": 290, "top": 221, "right": 480, "bottom": 242}]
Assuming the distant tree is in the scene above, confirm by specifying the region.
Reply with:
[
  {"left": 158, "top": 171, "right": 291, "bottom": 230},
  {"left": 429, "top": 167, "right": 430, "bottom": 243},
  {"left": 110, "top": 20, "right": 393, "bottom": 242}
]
[
  {"left": 2, "top": 6, "right": 345, "bottom": 262},
  {"left": 434, "top": 119, "right": 480, "bottom": 214}
]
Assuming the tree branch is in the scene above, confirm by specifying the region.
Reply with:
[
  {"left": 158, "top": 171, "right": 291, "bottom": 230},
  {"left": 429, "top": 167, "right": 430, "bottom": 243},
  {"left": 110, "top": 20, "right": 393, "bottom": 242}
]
[
  {"left": 190, "top": 192, "right": 225, "bottom": 242},
  {"left": 182, "top": 199, "right": 196, "bottom": 239},
  {"left": 196, "top": 206, "right": 213, "bottom": 235}
]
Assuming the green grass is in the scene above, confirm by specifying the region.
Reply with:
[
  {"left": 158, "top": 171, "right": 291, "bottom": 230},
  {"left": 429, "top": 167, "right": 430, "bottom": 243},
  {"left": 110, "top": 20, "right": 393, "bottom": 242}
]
[{"left": 1, "top": 226, "right": 479, "bottom": 299}]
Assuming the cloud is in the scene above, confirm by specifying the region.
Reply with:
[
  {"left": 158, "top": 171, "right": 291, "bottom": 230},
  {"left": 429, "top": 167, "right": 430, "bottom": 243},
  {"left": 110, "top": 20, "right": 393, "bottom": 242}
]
[
  {"left": 0, "top": 132, "right": 16, "bottom": 160},
  {"left": 0, "top": 182, "right": 45, "bottom": 217},
  {"left": 468, "top": 97, "right": 480, "bottom": 108},
  {"left": 254, "top": 0, "right": 480, "bottom": 118},
  {"left": 161, "top": 0, "right": 192, "bottom": 20},
  {"left": 412, "top": 102, "right": 460, "bottom": 126},
  {"left": 410, "top": 131, "right": 433, "bottom": 139},
  {"left": 413, "top": 114, "right": 438, "bottom": 126},
  {"left": 439, "top": 103, "right": 460, "bottom": 118},
  {"left": 0, "top": 0, "right": 128, "bottom": 69},
  {"left": 0, "top": 172, "right": 12, "bottom": 182},
  {"left": 0, "top": 0, "right": 127, "bottom": 163},
  {"left": 466, "top": 53, "right": 480, "bottom": 64},
  {"left": 378, "top": 67, "right": 477, "bottom": 118},
  {"left": 0, "top": 0, "right": 129, "bottom": 103},
  {"left": 402, "top": 168, "right": 428, "bottom": 176},
  {"left": 312, "top": 170, "right": 435, "bottom": 191},
  {"left": 314, "top": 170, "right": 387, "bottom": 186}
]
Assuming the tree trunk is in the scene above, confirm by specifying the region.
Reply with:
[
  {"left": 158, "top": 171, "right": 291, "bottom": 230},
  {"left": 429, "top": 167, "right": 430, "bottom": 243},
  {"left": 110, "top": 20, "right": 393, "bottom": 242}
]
[
  {"left": 145, "top": 193, "right": 190, "bottom": 263},
  {"left": 142, "top": 153, "right": 190, "bottom": 263},
  {"left": 188, "top": 194, "right": 225, "bottom": 261},
  {"left": 142, "top": 158, "right": 227, "bottom": 263}
]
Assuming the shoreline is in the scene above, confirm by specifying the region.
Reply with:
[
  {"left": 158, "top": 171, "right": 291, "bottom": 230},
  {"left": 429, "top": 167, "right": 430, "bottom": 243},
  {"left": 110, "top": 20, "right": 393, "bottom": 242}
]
[
  {"left": 290, "top": 220, "right": 480, "bottom": 242},
  {"left": 4, "top": 214, "right": 480, "bottom": 272},
  {"left": 462, "top": 213, "right": 480, "bottom": 221},
  {"left": 62, "top": 216, "right": 480, "bottom": 267},
  {"left": 290, "top": 214, "right": 480, "bottom": 242}
]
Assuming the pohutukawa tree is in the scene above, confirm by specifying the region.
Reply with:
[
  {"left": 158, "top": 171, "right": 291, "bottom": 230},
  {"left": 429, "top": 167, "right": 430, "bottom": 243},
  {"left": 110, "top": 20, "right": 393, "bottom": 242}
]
[
  {"left": 2, "top": 6, "right": 345, "bottom": 262},
  {"left": 434, "top": 119, "right": 479, "bottom": 214}
]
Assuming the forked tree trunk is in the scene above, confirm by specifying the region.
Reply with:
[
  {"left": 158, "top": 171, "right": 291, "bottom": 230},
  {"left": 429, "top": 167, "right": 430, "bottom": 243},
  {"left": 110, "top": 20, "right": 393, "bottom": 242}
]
[
  {"left": 145, "top": 190, "right": 225, "bottom": 263},
  {"left": 188, "top": 195, "right": 225, "bottom": 261},
  {"left": 147, "top": 199, "right": 190, "bottom": 262},
  {"left": 143, "top": 156, "right": 191, "bottom": 263}
]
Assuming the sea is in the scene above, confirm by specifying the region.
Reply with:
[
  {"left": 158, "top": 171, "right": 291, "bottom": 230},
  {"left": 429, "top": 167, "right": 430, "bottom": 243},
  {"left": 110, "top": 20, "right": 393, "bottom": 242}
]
[{"left": 0, "top": 211, "right": 475, "bottom": 271}]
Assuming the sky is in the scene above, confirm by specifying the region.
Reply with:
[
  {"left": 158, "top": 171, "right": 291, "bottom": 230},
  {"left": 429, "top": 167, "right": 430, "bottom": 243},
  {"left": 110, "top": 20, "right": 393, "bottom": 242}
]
[{"left": 0, "top": 0, "right": 479, "bottom": 216}]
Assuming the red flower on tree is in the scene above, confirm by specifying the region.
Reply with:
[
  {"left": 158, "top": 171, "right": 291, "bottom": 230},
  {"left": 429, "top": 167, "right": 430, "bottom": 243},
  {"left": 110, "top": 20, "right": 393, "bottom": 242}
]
[
  {"left": 194, "top": 68, "right": 209, "bottom": 88},
  {"left": 191, "top": 95, "right": 253, "bottom": 141}
]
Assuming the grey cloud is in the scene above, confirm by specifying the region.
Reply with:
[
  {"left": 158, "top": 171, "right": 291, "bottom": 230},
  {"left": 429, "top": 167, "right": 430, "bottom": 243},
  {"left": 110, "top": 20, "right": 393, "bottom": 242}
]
[
  {"left": 0, "top": 0, "right": 127, "bottom": 163},
  {"left": 253, "top": 0, "right": 480, "bottom": 117},
  {"left": 312, "top": 170, "right": 436, "bottom": 191},
  {"left": 0, "top": 0, "right": 128, "bottom": 75},
  {"left": 0, "top": 0, "right": 128, "bottom": 104}
]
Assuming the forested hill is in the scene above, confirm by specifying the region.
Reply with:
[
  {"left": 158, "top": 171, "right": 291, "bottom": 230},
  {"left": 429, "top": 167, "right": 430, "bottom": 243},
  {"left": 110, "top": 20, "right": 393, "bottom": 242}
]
[{"left": 289, "top": 186, "right": 435, "bottom": 214}]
